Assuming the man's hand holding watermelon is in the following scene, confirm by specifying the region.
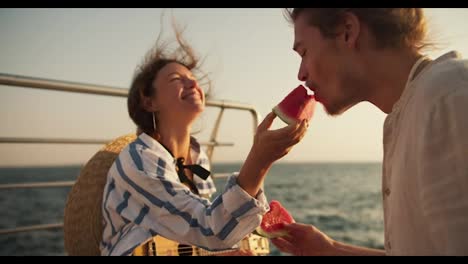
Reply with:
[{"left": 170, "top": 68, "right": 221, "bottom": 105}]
[
  {"left": 269, "top": 222, "right": 336, "bottom": 256},
  {"left": 269, "top": 222, "right": 385, "bottom": 256},
  {"left": 259, "top": 201, "right": 384, "bottom": 256},
  {"left": 255, "top": 200, "right": 334, "bottom": 256}
]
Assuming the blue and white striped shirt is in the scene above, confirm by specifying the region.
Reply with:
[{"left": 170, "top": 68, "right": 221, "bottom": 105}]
[{"left": 100, "top": 133, "right": 269, "bottom": 256}]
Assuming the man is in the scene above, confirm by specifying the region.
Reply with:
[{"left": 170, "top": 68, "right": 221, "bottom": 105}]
[{"left": 271, "top": 8, "right": 468, "bottom": 256}]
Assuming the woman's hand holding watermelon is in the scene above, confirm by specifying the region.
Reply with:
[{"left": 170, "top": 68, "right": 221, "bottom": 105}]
[
  {"left": 250, "top": 84, "right": 315, "bottom": 167},
  {"left": 236, "top": 112, "right": 308, "bottom": 197},
  {"left": 251, "top": 111, "right": 308, "bottom": 166}
]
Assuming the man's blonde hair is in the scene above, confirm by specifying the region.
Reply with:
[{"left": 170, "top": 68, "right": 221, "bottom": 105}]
[{"left": 285, "top": 8, "right": 432, "bottom": 52}]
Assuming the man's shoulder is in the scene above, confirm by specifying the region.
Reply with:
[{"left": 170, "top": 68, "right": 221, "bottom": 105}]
[{"left": 414, "top": 51, "right": 468, "bottom": 105}]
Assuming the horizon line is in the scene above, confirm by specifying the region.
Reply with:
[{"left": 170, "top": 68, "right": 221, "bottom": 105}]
[{"left": 0, "top": 160, "right": 383, "bottom": 169}]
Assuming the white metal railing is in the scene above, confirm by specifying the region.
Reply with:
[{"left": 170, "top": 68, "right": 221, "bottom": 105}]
[
  {"left": 0, "top": 72, "right": 260, "bottom": 235},
  {"left": 0, "top": 137, "right": 234, "bottom": 147}
]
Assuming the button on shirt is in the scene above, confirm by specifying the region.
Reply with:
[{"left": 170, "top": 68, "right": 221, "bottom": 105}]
[
  {"left": 384, "top": 187, "right": 391, "bottom": 197},
  {"left": 382, "top": 51, "right": 468, "bottom": 255},
  {"left": 100, "top": 133, "right": 269, "bottom": 255}
]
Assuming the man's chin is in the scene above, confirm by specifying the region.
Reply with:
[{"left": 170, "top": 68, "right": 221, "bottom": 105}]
[
  {"left": 323, "top": 103, "right": 350, "bottom": 117},
  {"left": 323, "top": 103, "right": 340, "bottom": 117}
]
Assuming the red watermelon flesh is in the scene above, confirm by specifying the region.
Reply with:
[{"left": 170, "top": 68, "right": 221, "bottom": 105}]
[
  {"left": 273, "top": 85, "right": 316, "bottom": 125},
  {"left": 256, "top": 200, "right": 295, "bottom": 238}
]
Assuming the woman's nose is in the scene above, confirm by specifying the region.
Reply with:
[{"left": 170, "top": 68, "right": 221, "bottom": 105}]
[{"left": 184, "top": 77, "right": 197, "bottom": 89}]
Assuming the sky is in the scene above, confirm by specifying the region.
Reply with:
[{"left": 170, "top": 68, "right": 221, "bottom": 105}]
[{"left": 1, "top": 8, "right": 467, "bottom": 167}]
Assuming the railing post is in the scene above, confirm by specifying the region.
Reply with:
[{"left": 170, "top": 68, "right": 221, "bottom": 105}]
[{"left": 206, "top": 107, "right": 225, "bottom": 162}]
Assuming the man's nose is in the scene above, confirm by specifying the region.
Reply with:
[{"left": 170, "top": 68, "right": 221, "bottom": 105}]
[{"left": 298, "top": 61, "right": 307, "bottom": 81}]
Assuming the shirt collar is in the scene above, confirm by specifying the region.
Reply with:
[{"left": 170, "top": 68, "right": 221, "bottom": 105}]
[
  {"left": 390, "top": 51, "right": 462, "bottom": 115},
  {"left": 137, "top": 133, "right": 203, "bottom": 167},
  {"left": 137, "top": 133, "right": 175, "bottom": 164}
]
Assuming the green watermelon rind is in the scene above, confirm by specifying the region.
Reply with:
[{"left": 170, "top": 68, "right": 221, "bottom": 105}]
[
  {"left": 272, "top": 105, "right": 298, "bottom": 125},
  {"left": 254, "top": 226, "right": 289, "bottom": 239}
]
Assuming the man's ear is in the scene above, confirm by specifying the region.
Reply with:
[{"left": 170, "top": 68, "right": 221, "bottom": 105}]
[{"left": 341, "top": 11, "right": 361, "bottom": 48}]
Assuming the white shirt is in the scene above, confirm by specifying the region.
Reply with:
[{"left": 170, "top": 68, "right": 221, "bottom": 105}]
[
  {"left": 100, "top": 133, "right": 269, "bottom": 255},
  {"left": 383, "top": 51, "right": 468, "bottom": 255}
]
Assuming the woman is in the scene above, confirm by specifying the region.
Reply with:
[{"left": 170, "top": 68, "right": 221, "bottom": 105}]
[{"left": 100, "top": 25, "right": 308, "bottom": 256}]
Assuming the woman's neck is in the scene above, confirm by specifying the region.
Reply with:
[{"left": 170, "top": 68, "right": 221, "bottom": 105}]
[{"left": 156, "top": 125, "right": 192, "bottom": 160}]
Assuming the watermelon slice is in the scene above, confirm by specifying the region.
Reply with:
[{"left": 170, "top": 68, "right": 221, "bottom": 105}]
[
  {"left": 273, "top": 85, "right": 316, "bottom": 125},
  {"left": 255, "top": 200, "right": 295, "bottom": 238}
]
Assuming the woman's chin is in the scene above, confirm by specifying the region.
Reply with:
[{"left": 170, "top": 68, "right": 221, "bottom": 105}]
[{"left": 179, "top": 106, "right": 204, "bottom": 121}]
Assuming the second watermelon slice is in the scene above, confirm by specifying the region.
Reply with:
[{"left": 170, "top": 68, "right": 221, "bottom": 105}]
[{"left": 255, "top": 200, "right": 295, "bottom": 238}]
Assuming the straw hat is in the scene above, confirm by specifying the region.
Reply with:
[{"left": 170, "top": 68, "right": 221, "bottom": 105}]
[{"left": 63, "top": 133, "right": 137, "bottom": 256}]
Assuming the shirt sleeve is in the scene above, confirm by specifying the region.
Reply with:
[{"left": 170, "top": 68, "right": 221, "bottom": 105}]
[
  {"left": 417, "top": 88, "right": 468, "bottom": 255},
  {"left": 110, "top": 149, "right": 269, "bottom": 251}
]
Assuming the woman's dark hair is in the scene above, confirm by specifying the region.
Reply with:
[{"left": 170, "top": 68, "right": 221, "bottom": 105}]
[{"left": 128, "top": 18, "right": 211, "bottom": 135}]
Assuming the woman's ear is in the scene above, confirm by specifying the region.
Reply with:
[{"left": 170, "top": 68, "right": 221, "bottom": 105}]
[{"left": 142, "top": 96, "right": 157, "bottom": 112}]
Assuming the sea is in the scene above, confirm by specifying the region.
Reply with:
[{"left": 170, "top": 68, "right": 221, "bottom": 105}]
[{"left": 0, "top": 162, "right": 385, "bottom": 256}]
